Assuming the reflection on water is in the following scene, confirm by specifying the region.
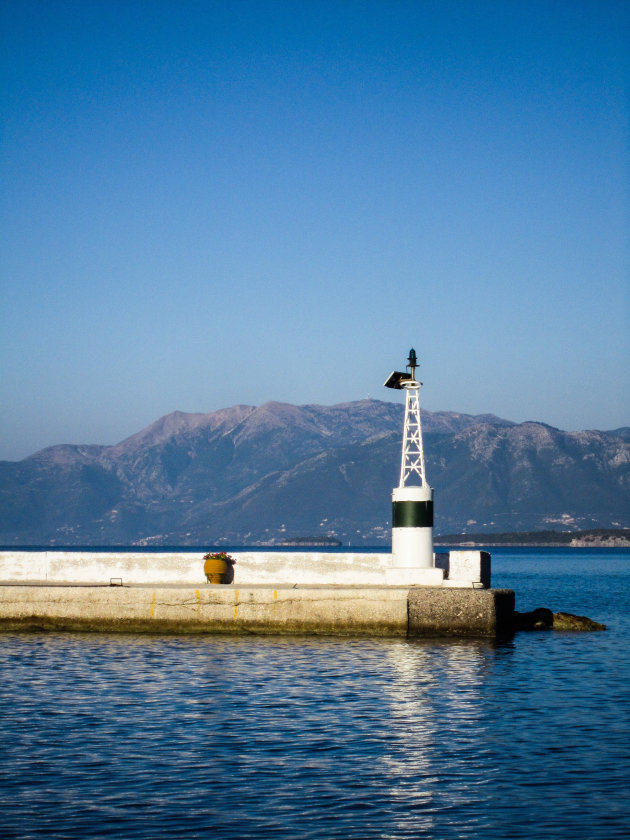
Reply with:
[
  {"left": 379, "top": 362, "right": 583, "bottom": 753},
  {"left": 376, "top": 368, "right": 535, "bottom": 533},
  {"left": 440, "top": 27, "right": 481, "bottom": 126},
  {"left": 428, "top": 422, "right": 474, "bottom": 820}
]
[
  {"left": 3, "top": 631, "right": 626, "bottom": 840},
  {"left": 382, "top": 640, "right": 496, "bottom": 838},
  {"left": 1, "top": 549, "right": 629, "bottom": 839}
]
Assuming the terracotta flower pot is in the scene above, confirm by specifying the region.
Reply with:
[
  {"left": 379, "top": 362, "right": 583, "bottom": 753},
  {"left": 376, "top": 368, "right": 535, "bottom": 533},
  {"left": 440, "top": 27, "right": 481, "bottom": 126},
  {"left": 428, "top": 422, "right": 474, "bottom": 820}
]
[{"left": 203, "top": 556, "right": 228, "bottom": 584}]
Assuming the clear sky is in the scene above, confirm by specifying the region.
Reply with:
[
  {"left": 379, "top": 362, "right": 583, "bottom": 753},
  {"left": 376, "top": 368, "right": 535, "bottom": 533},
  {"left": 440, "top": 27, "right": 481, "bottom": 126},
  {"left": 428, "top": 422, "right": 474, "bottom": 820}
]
[{"left": 1, "top": 0, "right": 628, "bottom": 461}]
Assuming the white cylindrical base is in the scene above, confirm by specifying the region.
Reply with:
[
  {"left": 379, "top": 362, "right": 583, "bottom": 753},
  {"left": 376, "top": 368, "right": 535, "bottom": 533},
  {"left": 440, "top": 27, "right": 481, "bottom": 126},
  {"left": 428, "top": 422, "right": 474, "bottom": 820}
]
[
  {"left": 391, "top": 527, "right": 434, "bottom": 569},
  {"left": 391, "top": 485, "right": 434, "bottom": 569}
]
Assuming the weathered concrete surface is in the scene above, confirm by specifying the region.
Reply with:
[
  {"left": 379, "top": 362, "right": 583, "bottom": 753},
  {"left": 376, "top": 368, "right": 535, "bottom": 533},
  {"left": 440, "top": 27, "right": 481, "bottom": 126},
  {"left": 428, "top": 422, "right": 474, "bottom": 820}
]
[
  {"left": 0, "top": 584, "right": 410, "bottom": 636},
  {"left": 0, "top": 583, "right": 513, "bottom": 637},
  {"left": 231, "top": 553, "right": 445, "bottom": 586},
  {"left": 0, "top": 550, "right": 445, "bottom": 587},
  {"left": 443, "top": 551, "right": 491, "bottom": 589},
  {"left": 0, "top": 551, "right": 212, "bottom": 585},
  {"left": 408, "top": 587, "right": 515, "bottom": 637},
  {"left": 0, "top": 550, "right": 488, "bottom": 588}
]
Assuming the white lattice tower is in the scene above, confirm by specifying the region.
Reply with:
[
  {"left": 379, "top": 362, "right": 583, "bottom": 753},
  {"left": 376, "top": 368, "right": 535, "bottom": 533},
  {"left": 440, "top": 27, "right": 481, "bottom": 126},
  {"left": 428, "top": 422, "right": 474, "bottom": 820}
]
[{"left": 399, "top": 382, "right": 426, "bottom": 487}]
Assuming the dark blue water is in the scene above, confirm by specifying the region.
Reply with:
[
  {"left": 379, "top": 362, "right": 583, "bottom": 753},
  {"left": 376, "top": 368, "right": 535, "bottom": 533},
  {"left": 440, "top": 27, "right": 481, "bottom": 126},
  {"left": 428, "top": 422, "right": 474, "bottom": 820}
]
[{"left": 1, "top": 548, "right": 629, "bottom": 839}]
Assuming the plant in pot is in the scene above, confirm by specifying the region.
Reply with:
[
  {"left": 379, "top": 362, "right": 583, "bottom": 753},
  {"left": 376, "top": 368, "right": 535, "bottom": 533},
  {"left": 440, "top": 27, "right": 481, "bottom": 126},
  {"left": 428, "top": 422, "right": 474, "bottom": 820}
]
[{"left": 203, "top": 551, "right": 235, "bottom": 584}]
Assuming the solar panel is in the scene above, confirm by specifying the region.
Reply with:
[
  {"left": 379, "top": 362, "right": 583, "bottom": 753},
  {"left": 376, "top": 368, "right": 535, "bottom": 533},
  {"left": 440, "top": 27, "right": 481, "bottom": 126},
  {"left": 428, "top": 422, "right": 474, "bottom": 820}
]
[{"left": 383, "top": 370, "right": 413, "bottom": 390}]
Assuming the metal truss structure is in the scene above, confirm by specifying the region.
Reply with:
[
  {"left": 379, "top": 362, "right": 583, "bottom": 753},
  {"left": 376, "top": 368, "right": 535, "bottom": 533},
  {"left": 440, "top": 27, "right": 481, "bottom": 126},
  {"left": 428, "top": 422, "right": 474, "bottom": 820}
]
[{"left": 399, "top": 382, "right": 427, "bottom": 488}]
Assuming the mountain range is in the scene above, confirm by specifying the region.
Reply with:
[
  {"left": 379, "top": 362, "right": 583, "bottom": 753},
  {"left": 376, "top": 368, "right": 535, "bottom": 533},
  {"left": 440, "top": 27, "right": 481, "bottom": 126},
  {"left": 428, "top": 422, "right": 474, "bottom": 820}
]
[{"left": 1, "top": 399, "right": 628, "bottom": 545}]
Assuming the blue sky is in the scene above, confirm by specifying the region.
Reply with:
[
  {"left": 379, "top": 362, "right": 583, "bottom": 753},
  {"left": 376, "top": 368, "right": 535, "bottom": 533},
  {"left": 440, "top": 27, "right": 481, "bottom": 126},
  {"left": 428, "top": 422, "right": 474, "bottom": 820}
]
[{"left": 1, "top": 0, "right": 628, "bottom": 460}]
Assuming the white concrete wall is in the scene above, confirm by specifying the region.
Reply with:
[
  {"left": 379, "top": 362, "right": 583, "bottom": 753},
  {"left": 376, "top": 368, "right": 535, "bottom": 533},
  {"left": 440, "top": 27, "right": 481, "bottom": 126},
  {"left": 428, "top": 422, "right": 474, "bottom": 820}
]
[
  {"left": 0, "top": 549, "right": 490, "bottom": 588},
  {"left": 435, "top": 551, "right": 491, "bottom": 588},
  {"left": 444, "top": 551, "right": 491, "bottom": 589},
  {"left": 233, "top": 552, "right": 444, "bottom": 586},
  {"left": 0, "top": 551, "right": 204, "bottom": 585}
]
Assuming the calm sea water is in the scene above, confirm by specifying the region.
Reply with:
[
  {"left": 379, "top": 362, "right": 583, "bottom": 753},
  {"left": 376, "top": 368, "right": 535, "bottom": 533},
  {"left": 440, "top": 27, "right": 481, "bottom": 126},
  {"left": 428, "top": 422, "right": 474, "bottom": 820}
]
[{"left": 1, "top": 548, "right": 629, "bottom": 839}]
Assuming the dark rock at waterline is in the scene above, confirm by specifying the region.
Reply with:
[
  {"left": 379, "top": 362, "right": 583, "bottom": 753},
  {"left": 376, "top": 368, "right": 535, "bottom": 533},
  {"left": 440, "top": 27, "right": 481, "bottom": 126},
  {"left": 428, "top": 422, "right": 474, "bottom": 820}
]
[
  {"left": 513, "top": 608, "right": 554, "bottom": 630},
  {"left": 553, "top": 612, "right": 606, "bottom": 631},
  {"left": 513, "top": 608, "right": 606, "bottom": 631}
]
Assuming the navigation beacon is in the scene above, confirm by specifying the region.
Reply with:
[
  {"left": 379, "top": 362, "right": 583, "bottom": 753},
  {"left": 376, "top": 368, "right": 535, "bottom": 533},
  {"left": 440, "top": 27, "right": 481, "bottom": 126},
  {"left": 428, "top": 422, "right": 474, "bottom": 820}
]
[{"left": 384, "top": 349, "right": 434, "bottom": 569}]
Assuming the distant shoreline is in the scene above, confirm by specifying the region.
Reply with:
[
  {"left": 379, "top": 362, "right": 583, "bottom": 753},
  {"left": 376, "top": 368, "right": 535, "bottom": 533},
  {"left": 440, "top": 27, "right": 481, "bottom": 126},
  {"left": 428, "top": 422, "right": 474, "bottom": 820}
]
[
  {"left": 435, "top": 528, "right": 630, "bottom": 549},
  {"left": 1, "top": 528, "right": 630, "bottom": 552}
]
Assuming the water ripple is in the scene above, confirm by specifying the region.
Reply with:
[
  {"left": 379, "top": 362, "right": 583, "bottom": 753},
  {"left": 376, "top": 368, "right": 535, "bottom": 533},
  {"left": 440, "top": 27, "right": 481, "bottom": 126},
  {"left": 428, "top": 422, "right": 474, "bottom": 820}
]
[{"left": 1, "top": 551, "right": 629, "bottom": 839}]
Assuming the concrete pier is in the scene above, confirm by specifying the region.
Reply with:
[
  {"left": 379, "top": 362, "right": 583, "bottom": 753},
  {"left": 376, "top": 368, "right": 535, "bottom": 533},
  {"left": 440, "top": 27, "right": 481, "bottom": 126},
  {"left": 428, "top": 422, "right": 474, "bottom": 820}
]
[
  {"left": 0, "top": 582, "right": 514, "bottom": 638},
  {"left": 0, "top": 549, "right": 510, "bottom": 637}
]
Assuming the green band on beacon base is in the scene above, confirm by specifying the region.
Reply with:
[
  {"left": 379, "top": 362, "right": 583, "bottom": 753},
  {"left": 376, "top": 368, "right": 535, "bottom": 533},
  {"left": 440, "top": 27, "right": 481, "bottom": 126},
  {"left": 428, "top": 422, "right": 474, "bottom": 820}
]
[{"left": 392, "top": 500, "right": 434, "bottom": 528}]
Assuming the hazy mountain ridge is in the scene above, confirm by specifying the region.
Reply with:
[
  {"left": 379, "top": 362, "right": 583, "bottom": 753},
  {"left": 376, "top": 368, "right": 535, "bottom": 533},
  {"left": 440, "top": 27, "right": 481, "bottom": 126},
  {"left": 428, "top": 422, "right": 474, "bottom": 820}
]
[{"left": 1, "top": 399, "right": 627, "bottom": 545}]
